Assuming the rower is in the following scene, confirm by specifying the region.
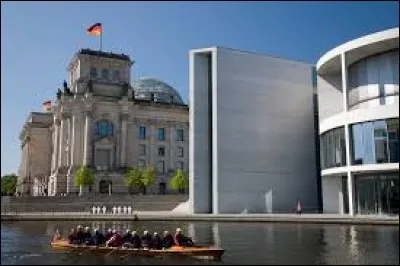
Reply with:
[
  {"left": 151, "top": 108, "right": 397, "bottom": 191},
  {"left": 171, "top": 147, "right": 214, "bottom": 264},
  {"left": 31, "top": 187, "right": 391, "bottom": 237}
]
[
  {"left": 149, "top": 232, "right": 162, "bottom": 250},
  {"left": 161, "top": 231, "right": 174, "bottom": 249},
  {"left": 83, "top": 227, "right": 94, "bottom": 245},
  {"left": 92, "top": 228, "right": 105, "bottom": 246},
  {"left": 68, "top": 228, "right": 78, "bottom": 244},
  {"left": 105, "top": 228, "right": 113, "bottom": 241},
  {"left": 76, "top": 225, "right": 85, "bottom": 244},
  {"left": 130, "top": 231, "right": 142, "bottom": 248},
  {"left": 173, "top": 228, "right": 194, "bottom": 247},
  {"left": 106, "top": 230, "right": 123, "bottom": 247},
  {"left": 122, "top": 229, "right": 132, "bottom": 244},
  {"left": 53, "top": 229, "right": 62, "bottom": 241},
  {"left": 141, "top": 230, "right": 152, "bottom": 248}
]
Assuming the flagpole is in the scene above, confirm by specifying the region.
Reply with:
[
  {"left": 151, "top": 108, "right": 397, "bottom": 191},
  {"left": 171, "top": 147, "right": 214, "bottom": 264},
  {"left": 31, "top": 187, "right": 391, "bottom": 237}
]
[{"left": 100, "top": 31, "right": 103, "bottom": 51}]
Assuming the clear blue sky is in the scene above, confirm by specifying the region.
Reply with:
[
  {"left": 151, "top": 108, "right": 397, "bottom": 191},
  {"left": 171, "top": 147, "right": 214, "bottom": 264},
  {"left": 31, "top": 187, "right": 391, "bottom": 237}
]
[{"left": 1, "top": 1, "right": 398, "bottom": 176}]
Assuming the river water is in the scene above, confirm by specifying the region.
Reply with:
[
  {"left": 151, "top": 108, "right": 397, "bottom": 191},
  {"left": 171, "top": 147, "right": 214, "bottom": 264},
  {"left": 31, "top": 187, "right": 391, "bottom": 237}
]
[{"left": 1, "top": 220, "right": 399, "bottom": 265}]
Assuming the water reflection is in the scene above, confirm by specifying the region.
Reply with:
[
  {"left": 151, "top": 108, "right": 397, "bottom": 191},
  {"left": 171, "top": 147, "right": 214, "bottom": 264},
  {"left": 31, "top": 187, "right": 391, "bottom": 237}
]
[{"left": 1, "top": 221, "right": 399, "bottom": 265}]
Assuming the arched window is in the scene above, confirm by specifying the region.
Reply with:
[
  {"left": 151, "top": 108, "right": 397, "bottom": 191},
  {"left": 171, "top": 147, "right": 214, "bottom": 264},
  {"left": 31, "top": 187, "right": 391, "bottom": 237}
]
[{"left": 95, "top": 120, "right": 113, "bottom": 137}]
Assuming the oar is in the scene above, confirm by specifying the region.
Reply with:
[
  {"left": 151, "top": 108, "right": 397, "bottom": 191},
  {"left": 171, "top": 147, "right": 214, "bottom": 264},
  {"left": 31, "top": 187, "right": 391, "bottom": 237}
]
[{"left": 105, "top": 247, "right": 119, "bottom": 257}]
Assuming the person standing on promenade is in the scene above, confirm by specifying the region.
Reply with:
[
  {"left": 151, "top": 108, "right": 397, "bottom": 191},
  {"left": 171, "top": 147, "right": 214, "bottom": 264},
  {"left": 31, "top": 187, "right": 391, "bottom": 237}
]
[{"left": 296, "top": 201, "right": 302, "bottom": 215}]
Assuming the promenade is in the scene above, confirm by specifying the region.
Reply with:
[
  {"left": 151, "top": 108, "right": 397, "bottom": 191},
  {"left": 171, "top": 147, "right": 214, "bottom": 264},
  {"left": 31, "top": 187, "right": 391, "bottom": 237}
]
[{"left": 1, "top": 211, "right": 398, "bottom": 225}]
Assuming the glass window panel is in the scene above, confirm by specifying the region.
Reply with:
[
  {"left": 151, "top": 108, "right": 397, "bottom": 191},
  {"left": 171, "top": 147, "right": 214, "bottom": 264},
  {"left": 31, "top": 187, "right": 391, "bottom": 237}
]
[
  {"left": 352, "top": 124, "right": 364, "bottom": 165},
  {"left": 387, "top": 119, "right": 399, "bottom": 163},
  {"left": 158, "top": 147, "right": 165, "bottom": 157},
  {"left": 362, "top": 122, "right": 375, "bottom": 164},
  {"left": 102, "top": 68, "right": 109, "bottom": 80},
  {"left": 176, "top": 129, "right": 184, "bottom": 141},
  {"left": 139, "top": 126, "right": 146, "bottom": 140},
  {"left": 158, "top": 128, "right": 165, "bottom": 141},
  {"left": 158, "top": 161, "right": 165, "bottom": 173}
]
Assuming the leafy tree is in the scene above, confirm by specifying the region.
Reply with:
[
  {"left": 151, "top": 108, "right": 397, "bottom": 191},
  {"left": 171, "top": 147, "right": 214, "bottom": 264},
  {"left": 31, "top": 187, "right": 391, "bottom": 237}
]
[
  {"left": 124, "top": 167, "right": 143, "bottom": 194},
  {"left": 74, "top": 165, "right": 95, "bottom": 196},
  {"left": 169, "top": 169, "right": 189, "bottom": 194},
  {"left": 1, "top": 174, "right": 18, "bottom": 196},
  {"left": 141, "top": 166, "right": 156, "bottom": 194}
]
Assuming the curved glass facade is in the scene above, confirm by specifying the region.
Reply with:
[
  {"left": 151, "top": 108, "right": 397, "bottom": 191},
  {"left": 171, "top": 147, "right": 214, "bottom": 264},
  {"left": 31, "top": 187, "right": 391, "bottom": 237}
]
[
  {"left": 351, "top": 118, "right": 399, "bottom": 165},
  {"left": 355, "top": 172, "right": 399, "bottom": 215},
  {"left": 320, "top": 127, "right": 346, "bottom": 169},
  {"left": 348, "top": 49, "right": 399, "bottom": 110},
  {"left": 132, "top": 77, "right": 185, "bottom": 105}
]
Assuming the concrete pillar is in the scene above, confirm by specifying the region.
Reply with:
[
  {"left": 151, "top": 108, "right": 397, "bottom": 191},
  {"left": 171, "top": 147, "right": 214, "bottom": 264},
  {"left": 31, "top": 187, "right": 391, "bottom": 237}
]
[
  {"left": 120, "top": 114, "right": 128, "bottom": 167},
  {"left": 341, "top": 53, "right": 355, "bottom": 216},
  {"left": 83, "top": 110, "right": 92, "bottom": 165},
  {"left": 341, "top": 52, "right": 349, "bottom": 112}
]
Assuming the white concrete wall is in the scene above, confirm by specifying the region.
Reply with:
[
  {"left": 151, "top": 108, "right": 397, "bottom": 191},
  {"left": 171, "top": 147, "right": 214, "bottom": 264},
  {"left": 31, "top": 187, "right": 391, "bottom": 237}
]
[
  {"left": 317, "top": 74, "right": 343, "bottom": 123},
  {"left": 322, "top": 176, "right": 342, "bottom": 214},
  {"left": 190, "top": 47, "right": 319, "bottom": 214},
  {"left": 189, "top": 50, "right": 213, "bottom": 213}
]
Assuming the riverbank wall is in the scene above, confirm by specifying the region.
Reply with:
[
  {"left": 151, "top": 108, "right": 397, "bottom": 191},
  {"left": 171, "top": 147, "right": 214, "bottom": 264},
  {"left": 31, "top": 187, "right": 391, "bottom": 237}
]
[{"left": 1, "top": 212, "right": 398, "bottom": 226}]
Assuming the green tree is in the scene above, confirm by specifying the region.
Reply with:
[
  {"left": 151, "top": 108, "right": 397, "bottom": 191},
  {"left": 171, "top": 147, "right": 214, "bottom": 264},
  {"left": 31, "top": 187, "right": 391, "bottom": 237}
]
[
  {"left": 169, "top": 169, "right": 189, "bottom": 194},
  {"left": 124, "top": 167, "right": 143, "bottom": 194},
  {"left": 141, "top": 166, "right": 156, "bottom": 194},
  {"left": 74, "top": 165, "right": 95, "bottom": 196},
  {"left": 1, "top": 174, "right": 18, "bottom": 196}
]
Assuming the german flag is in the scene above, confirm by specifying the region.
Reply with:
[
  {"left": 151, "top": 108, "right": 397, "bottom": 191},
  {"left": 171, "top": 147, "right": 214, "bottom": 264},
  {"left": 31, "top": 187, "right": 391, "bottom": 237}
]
[{"left": 87, "top": 23, "right": 102, "bottom": 36}]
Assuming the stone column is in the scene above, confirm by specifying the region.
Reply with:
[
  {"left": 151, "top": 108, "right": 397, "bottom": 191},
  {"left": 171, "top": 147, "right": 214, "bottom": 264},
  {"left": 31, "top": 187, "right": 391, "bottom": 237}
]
[
  {"left": 66, "top": 116, "right": 71, "bottom": 166},
  {"left": 120, "top": 114, "right": 128, "bottom": 167},
  {"left": 83, "top": 110, "right": 92, "bottom": 165},
  {"left": 66, "top": 115, "right": 73, "bottom": 194},
  {"left": 70, "top": 114, "right": 76, "bottom": 167},
  {"left": 58, "top": 116, "right": 65, "bottom": 167},
  {"left": 51, "top": 118, "right": 61, "bottom": 172},
  {"left": 149, "top": 123, "right": 156, "bottom": 167}
]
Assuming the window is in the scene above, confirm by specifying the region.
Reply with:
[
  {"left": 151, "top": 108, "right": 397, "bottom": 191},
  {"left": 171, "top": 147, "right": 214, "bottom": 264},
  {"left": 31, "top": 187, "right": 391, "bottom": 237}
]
[
  {"left": 176, "top": 162, "right": 184, "bottom": 170},
  {"left": 90, "top": 67, "right": 97, "bottom": 79},
  {"left": 112, "top": 69, "right": 120, "bottom": 81},
  {"left": 176, "top": 129, "right": 184, "bottom": 141},
  {"left": 95, "top": 149, "right": 110, "bottom": 168},
  {"left": 351, "top": 119, "right": 399, "bottom": 165},
  {"left": 320, "top": 127, "right": 346, "bottom": 169},
  {"left": 158, "top": 128, "right": 166, "bottom": 141},
  {"left": 139, "top": 144, "right": 146, "bottom": 156},
  {"left": 102, "top": 68, "right": 109, "bottom": 80},
  {"left": 177, "top": 147, "right": 184, "bottom": 157},
  {"left": 138, "top": 160, "right": 146, "bottom": 169},
  {"left": 157, "top": 161, "right": 165, "bottom": 173},
  {"left": 95, "top": 120, "right": 113, "bottom": 137},
  {"left": 158, "top": 146, "right": 165, "bottom": 157},
  {"left": 139, "top": 126, "right": 147, "bottom": 140}
]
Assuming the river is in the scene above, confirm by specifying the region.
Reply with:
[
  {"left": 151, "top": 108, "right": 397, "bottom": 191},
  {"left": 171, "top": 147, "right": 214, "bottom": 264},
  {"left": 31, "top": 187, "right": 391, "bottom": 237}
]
[{"left": 1, "top": 221, "right": 399, "bottom": 265}]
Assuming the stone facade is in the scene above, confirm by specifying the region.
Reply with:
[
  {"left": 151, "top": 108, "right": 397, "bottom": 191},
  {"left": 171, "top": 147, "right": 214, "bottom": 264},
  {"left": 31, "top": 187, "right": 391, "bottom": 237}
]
[{"left": 16, "top": 49, "right": 189, "bottom": 196}]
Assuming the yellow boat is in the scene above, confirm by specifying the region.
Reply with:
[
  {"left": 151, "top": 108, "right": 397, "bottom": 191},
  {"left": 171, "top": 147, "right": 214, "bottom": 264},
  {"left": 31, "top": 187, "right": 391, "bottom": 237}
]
[{"left": 50, "top": 240, "right": 224, "bottom": 260}]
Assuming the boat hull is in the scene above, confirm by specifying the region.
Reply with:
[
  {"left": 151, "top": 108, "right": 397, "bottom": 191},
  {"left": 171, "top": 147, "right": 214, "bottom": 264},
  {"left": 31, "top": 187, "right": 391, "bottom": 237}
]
[{"left": 50, "top": 240, "right": 224, "bottom": 260}]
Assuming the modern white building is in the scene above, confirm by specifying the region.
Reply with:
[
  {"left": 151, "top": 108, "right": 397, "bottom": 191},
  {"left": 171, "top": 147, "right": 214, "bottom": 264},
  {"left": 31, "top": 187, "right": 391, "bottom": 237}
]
[
  {"left": 317, "top": 28, "right": 399, "bottom": 215},
  {"left": 189, "top": 47, "right": 320, "bottom": 214}
]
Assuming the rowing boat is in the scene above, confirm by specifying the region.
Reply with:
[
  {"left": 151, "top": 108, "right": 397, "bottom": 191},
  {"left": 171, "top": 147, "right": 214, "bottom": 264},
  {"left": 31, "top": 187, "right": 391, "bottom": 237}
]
[{"left": 50, "top": 240, "right": 224, "bottom": 260}]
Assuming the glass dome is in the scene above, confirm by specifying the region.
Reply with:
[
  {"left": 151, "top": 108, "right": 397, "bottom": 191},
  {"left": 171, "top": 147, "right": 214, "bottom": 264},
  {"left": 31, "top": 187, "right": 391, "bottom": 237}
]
[{"left": 132, "top": 77, "right": 185, "bottom": 105}]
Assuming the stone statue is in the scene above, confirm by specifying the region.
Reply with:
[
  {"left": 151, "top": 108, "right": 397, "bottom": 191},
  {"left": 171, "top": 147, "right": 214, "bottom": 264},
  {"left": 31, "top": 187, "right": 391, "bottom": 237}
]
[
  {"left": 62, "top": 80, "right": 73, "bottom": 96},
  {"left": 56, "top": 88, "right": 62, "bottom": 100},
  {"left": 87, "top": 80, "right": 93, "bottom": 93},
  {"left": 122, "top": 82, "right": 129, "bottom": 96}
]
